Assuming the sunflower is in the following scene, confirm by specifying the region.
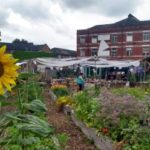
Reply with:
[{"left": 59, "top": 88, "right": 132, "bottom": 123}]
[{"left": 0, "top": 45, "right": 19, "bottom": 95}]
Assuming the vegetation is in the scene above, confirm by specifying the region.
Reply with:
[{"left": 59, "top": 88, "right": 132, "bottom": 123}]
[
  {"left": 51, "top": 85, "right": 69, "bottom": 98},
  {"left": 73, "top": 88, "right": 150, "bottom": 150},
  {"left": 13, "top": 51, "right": 54, "bottom": 61},
  {"left": 111, "top": 87, "right": 150, "bottom": 100},
  {"left": 0, "top": 73, "right": 69, "bottom": 150}
]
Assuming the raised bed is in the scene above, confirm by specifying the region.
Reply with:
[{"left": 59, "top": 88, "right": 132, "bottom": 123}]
[
  {"left": 70, "top": 110, "right": 115, "bottom": 150},
  {"left": 49, "top": 90, "right": 115, "bottom": 150}
]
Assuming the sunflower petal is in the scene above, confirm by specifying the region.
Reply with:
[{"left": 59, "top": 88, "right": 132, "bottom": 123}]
[
  {"left": 0, "top": 82, "right": 4, "bottom": 95},
  {"left": 0, "top": 45, "right": 6, "bottom": 55}
]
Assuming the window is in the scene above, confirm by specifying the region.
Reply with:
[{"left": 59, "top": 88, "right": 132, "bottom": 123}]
[
  {"left": 143, "top": 47, "right": 150, "bottom": 57},
  {"left": 80, "top": 49, "right": 85, "bottom": 57},
  {"left": 91, "top": 36, "right": 97, "bottom": 43},
  {"left": 143, "top": 32, "right": 150, "bottom": 41},
  {"left": 111, "top": 48, "right": 117, "bottom": 56},
  {"left": 80, "top": 37, "right": 86, "bottom": 44},
  {"left": 126, "top": 33, "right": 133, "bottom": 42},
  {"left": 126, "top": 47, "right": 132, "bottom": 56},
  {"left": 91, "top": 48, "right": 97, "bottom": 56},
  {"left": 111, "top": 35, "right": 117, "bottom": 43}
]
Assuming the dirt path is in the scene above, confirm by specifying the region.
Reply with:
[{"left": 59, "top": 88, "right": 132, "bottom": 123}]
[{"left": 45, "top": 91, "right": 96, "bottom": 150}]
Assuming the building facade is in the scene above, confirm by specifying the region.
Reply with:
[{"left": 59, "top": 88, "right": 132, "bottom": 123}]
[{"left": 77, "top": 14, "right": 150, "bottom": 60}]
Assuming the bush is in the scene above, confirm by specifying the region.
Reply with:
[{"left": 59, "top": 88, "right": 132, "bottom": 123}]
[
  {"left": 13, "top": 51, "right": 54, "bottom": 61},
  {"left": 51, "top": 85, "right": 69, "bottom": 97}
]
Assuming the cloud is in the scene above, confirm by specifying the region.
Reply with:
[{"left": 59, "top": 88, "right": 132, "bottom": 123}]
[
  {"left": 0, "top": 7, "right": 10, "bottom": 27},
  {"left": 59, "top": 0, "right": 141, "bottom": 17},
  {"left": 0, "top": 0, "right": 148, "bottom": 51},
  {"left": 2, "top": 0, "right": 53, "bottom": 21}
]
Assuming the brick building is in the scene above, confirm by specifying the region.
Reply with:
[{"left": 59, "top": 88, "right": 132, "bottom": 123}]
[{"left": 77, "top": 14, "right": 150, "bottom": 60}]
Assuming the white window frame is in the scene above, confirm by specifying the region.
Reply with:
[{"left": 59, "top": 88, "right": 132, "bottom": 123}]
[
  {"left": 126, "top": 33, "right": 133, "bottom": 42},
  {"left": 126, "top": 47, "right": 132, "bottom": 56},
  {"left": 80, "top": 37, "right": 86, "bottom": 44},
  {"left": 91, "top": 36, "right": 97, "bottom": 43},
  {"left": 143, "top": 47, "right": 150, "bottom": 57},
  {"left": 143, "top": 32, "right": 150, "bottom": 41},
  {"left": 111, "top": 48, "right": 117, "bottom": 56},
  {"left": 111, "top": 35, "right": 118, "bottom": 44}
]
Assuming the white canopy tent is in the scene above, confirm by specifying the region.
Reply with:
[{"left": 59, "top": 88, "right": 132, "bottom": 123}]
[{"left": 35, "top": 57, "right": 140, "bottom": 69}]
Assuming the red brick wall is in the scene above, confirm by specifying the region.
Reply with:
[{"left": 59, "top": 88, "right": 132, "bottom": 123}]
[{"left": 77, "top": 28, "right": 150, "bottom": 60}]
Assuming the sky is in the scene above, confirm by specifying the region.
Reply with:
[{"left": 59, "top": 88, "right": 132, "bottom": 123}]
[{"left": 0, "top": 0, "right": 150, "bottom": 50}]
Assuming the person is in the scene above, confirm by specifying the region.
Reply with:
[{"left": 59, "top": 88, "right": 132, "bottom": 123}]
[{"left": 76, "top": 73, "right": 85, "bottom": 91}]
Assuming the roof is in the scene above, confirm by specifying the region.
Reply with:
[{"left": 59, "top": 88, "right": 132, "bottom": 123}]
[
  {"left": 88, "top": 14, "right": 150, "bottom": 31},
  {"left": 0, "top": 42, "right": 49, "bottom": 52},
  {"left": 51, "top": 47, "right": 76, "bottom": 57}
]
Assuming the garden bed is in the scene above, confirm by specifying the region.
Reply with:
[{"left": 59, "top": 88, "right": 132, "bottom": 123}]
[
  {"left": 70, "top": 110, "right": 115, "bottom": 150},
  {"left": 50, "top": 83, "right": 150, "bottom": 150},
  {"left": 46, "top": 90, "right": 96, "bottom": 150},
  {"left": 49, "top": 89, "right": 115, "bottom": 150}
]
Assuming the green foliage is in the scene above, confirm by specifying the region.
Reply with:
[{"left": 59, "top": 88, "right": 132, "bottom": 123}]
[
  {"left": 23, "top": 99, "right": 47, "bottom": 114},
  {"left": 73, "top": 88, "right": 150, "bottom": 149},
  {"left": 16, "top": 80, "right": 44, "bottom": 102},
  {"left": 53, "top": 89, "right": 69, "bottom": 98},
  {"left": 74, "top": 91, "right": 100, "bottom": 127},
  {"left": 51, "top": 85, "right": 69, "bottom": 98},
  {"left": 111, "top": 87, "right": 150, "bottom": 100},
  {"left": 13, "top": 51, "right": 54, "bottom": 61},
  {"left": 18, "top": 72, "right": 36, "bottom": 81},
  {"left": 0, "top": 76, "right": 67, "bottom": 150},
  {"left": 56, "top": 133, "right": 69, "bottom": 148}
]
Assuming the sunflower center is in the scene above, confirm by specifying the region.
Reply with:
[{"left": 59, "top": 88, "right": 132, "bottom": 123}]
[{"left": 0, "top": 62, "right": 4, "bottom": 77}]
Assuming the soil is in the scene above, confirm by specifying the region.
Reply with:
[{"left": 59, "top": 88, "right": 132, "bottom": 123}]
[{"left": 45, "top": 90, "right": 97, "bottom": 150}]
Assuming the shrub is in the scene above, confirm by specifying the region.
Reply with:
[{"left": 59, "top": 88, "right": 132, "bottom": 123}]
[
  {"left": 51, "top": 85, "right": 69, "bottom": 97},
  {"left": 56, "top": 96, "right": 73, "bottom": 107}
]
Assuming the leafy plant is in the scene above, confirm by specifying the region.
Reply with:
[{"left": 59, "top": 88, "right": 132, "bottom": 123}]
[
  {"left": 0, "top": 77, "right": 67, "bottom": 150},
  {"left": 51, "top": 84, "right": 69, "bottom": 97},
  {"left": 111, "top": 87, "right": 150, "bottom": 100},
  {"left": 73, "top": 87, "right": 150, "bottom": 149},
  {"left": 74, "top": 91, "right": 100, "bottom": 128}
]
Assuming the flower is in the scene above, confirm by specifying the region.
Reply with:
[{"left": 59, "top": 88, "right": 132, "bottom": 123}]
[
  {"left": 0, "top": 46, "right": 19, "bottom": 95},
  {"left": 101, "top": 127, "right": 109, "bottom": 134},
  {"left": 56, "top": 96, "right": 73, "bottom": 106},
  {"left": 51, "top": 84, "right": 67, "bottom": 90}
]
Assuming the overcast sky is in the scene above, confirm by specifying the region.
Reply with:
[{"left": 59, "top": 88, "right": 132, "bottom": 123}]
[{"left": 0, "top": 0, "right": 150, "bottom": 50}]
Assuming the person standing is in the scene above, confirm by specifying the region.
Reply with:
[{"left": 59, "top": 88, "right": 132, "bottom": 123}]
[{"left": 76, "top": 73, "right": 85, "bottom": 91}]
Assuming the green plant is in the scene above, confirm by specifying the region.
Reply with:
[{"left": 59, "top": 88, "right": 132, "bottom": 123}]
[
  {"left": 74, "top": 91, "right": 100, "bottom": 127},
  {"left": 56, "top": 133, "right": 69, "bottom": 148},
  {"left": 51, "top": 84, "right": 69, "bottom": 97},
  {"left": 111, "top": 87, "right": 150, "bottom": 100},
  {"left": 13, "top": 51, "right": 54, "bottom": 61},
  {"left": 73, "top": 88, "right": 150, "bottom": 149},
  {"left": 0, "top": 78, "right": 66, "bottom": 150}
]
